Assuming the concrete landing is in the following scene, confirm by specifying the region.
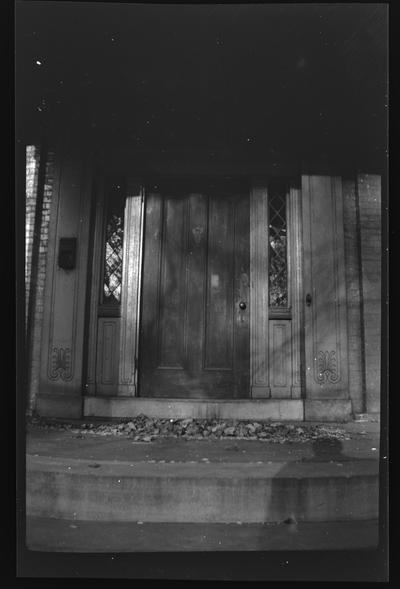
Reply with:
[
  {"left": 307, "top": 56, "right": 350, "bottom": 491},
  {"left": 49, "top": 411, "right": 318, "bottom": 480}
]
[{"left": 26, "top": 421, "right": 381, "bottom": 462}]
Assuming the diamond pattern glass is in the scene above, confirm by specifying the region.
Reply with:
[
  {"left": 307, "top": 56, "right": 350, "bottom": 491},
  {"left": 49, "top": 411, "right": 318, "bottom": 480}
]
[
  {"left": 103, "top": 213, "right": 123, "bottom": 303},
  {"left": 268, "top": 192, "right": 288, "bottom": 307}
]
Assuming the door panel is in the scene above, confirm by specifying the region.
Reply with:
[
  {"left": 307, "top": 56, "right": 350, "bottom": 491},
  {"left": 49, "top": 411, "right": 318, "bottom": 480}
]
[
  {"left": 158, "top": 196, "right": 187, "bottom": 369},
  {"left": 268, "top": 319, "right": 292, "bottom": 398},
  {"left": 204, "top": 197, "right": 234, "bottom": 371},
  {"left": 139, "top": 180, "right": 250, "bottom": 398},
  {"left": 302, "top": 176, "right": 349, "bottom": 398}
]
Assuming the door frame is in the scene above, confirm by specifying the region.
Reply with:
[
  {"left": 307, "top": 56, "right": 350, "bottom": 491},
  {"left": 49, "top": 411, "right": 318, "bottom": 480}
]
[{"left": 86, "top": 172, "right": 304, "bottom": 400}]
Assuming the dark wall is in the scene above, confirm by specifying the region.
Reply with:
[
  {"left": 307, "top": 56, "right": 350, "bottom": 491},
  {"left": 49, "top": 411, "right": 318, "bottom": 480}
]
[{"left": 16, "top": 2, "right": 387, "bottom": 172}]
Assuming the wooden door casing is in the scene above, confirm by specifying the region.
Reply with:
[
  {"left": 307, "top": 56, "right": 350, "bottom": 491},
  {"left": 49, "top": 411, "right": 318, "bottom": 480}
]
[{"left": 139, "top": 180, "right": 250, "bottom": 398}]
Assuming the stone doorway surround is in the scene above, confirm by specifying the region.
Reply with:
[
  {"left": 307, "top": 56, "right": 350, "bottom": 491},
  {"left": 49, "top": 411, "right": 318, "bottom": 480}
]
[
  {"left": 35, "top": 154, "right": 358, "bottom": 422},
  {"left": 82, "top": 173, "right": 351, "bottom": 421}
]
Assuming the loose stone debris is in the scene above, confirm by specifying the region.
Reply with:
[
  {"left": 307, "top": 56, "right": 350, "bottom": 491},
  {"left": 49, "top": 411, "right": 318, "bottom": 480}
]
[{"left": 26, "top": 414, "right": 350, "bottom": 443}]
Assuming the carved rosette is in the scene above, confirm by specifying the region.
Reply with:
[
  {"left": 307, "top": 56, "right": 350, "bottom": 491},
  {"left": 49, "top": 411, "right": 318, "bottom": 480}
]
[
  {"left": 49, "top": 346, "right": 73, "bottom": 381},
  {"left": 316, "top": 350, "right": 340, "bottom": 384}
]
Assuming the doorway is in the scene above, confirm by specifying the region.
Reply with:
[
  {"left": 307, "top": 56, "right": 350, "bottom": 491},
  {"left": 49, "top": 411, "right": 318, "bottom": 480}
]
[{"left": 86, "top": 173, "right": 348, "bottom": 410}]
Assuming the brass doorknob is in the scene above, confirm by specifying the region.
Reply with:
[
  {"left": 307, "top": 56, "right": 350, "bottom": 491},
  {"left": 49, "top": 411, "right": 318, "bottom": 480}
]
[{"left": 239, "top": 301, "right": 247, "bottom": 310}]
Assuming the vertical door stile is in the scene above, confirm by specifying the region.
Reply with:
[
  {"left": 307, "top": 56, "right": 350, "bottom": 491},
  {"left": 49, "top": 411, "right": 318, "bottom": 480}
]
[
  {"left": 288, "top": 186, "right": 303, "bottom": 398},
  {"left": 117, "top": 179, "right": 144, "bottom": 396},
  {"left": 250, "top": 184, "right": 270, "bottom": 398},
  {"left": 134, "top": 185, "right": 145, "bottom": 388},
  {"left": 234, "top": 193, "right": 251, "bottom": 394}
]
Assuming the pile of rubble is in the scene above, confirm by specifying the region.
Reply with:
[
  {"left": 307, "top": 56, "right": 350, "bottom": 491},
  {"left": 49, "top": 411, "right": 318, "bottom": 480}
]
[{"left": 27, "top": 414, "right": 350, "bottom": 443}]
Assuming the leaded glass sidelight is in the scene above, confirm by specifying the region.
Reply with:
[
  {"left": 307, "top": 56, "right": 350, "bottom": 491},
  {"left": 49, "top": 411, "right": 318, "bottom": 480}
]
[
  {"left": 102, "top": 182, "right": 125, "bottom": 305},
  {"left": 268, "top": 185, "right": 288, "bottom": 307}
]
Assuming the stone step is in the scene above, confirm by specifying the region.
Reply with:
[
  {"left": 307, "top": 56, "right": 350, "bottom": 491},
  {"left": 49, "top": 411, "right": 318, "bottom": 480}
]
[
  {"left": 27, "top": 455, "right": 378, "bottom": 523},
  {"left": 26, "top": 517, "right": 380, "bottom": 552}
]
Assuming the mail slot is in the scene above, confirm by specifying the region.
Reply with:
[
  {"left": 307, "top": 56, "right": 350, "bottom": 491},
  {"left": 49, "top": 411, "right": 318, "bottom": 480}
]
[{"left": 58, "top": 238, "right": 77, "bottom": 270}]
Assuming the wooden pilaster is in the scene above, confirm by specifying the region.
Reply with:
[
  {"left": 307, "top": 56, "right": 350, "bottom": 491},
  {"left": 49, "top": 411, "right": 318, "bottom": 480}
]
[
  {"left": 85, "top": 172, "right": 105, "bottom": 395},
  {"left": 250, "top": 185, "right": 270, "bottom": 397}
]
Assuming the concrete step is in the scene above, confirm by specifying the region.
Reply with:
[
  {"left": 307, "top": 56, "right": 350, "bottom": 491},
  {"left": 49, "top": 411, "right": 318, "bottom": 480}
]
[
  {"left": 26, "top": 517, "right": 380, "bottom": 552},
  {"left": 27, "top": 454, "right": 379, "bottom": 523}
]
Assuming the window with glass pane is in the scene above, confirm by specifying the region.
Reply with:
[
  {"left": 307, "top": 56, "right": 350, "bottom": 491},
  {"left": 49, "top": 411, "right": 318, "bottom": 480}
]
[
  {"left": 103, "top": 181, "right": 125, "bottom": 305},
  {"left": 268, "top": 183, "right": 288, "bottom": 307}
]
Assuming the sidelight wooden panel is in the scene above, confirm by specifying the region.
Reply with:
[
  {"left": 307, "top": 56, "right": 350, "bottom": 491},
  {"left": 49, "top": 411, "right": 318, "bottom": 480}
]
[
  {"left": 96, "top": 317, "right": 121, "bottom": 394},
  {"left": 269, "top": 320, "right": 292, "bottom": 398}
]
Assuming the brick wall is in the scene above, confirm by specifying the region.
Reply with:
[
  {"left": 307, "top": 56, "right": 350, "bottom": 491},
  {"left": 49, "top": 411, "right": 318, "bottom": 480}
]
[
  {"left": 26, "top": 145, "right": 56, "bottom": 414},
  {"left": 357, "top": 174, "right": 381, "bottom": 414},
  {"left": 25, "top": 145, "right": 40, "bottom": 323}
]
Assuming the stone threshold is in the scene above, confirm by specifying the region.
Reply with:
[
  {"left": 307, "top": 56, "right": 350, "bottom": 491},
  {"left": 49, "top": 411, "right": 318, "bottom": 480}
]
[
  {"left": 82, "top": 396, "right": 352, "bottom": 422},
  {"left": 35, "top": 394, "right": 353, "bottom": 422}
]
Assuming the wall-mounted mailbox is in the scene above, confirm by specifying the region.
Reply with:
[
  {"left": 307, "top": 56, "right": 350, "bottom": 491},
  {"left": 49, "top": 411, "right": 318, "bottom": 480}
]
[{"left": 58, "top": 238, "right": 77, "bottom": 270}]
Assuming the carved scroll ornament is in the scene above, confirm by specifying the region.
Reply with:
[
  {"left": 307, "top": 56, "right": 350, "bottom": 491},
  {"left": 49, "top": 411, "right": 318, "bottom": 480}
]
[
  {"left": 49, "top": 346, "right": 73, "bottom": 381},
  {"left": 316, "top": 350, "right": 340, "bottom": 384}
]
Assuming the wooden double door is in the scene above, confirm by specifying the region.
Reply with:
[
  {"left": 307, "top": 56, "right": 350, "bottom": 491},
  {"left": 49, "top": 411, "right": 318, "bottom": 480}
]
[{"left": 139, "top": 180, "right": 250, "bottom": 398}]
